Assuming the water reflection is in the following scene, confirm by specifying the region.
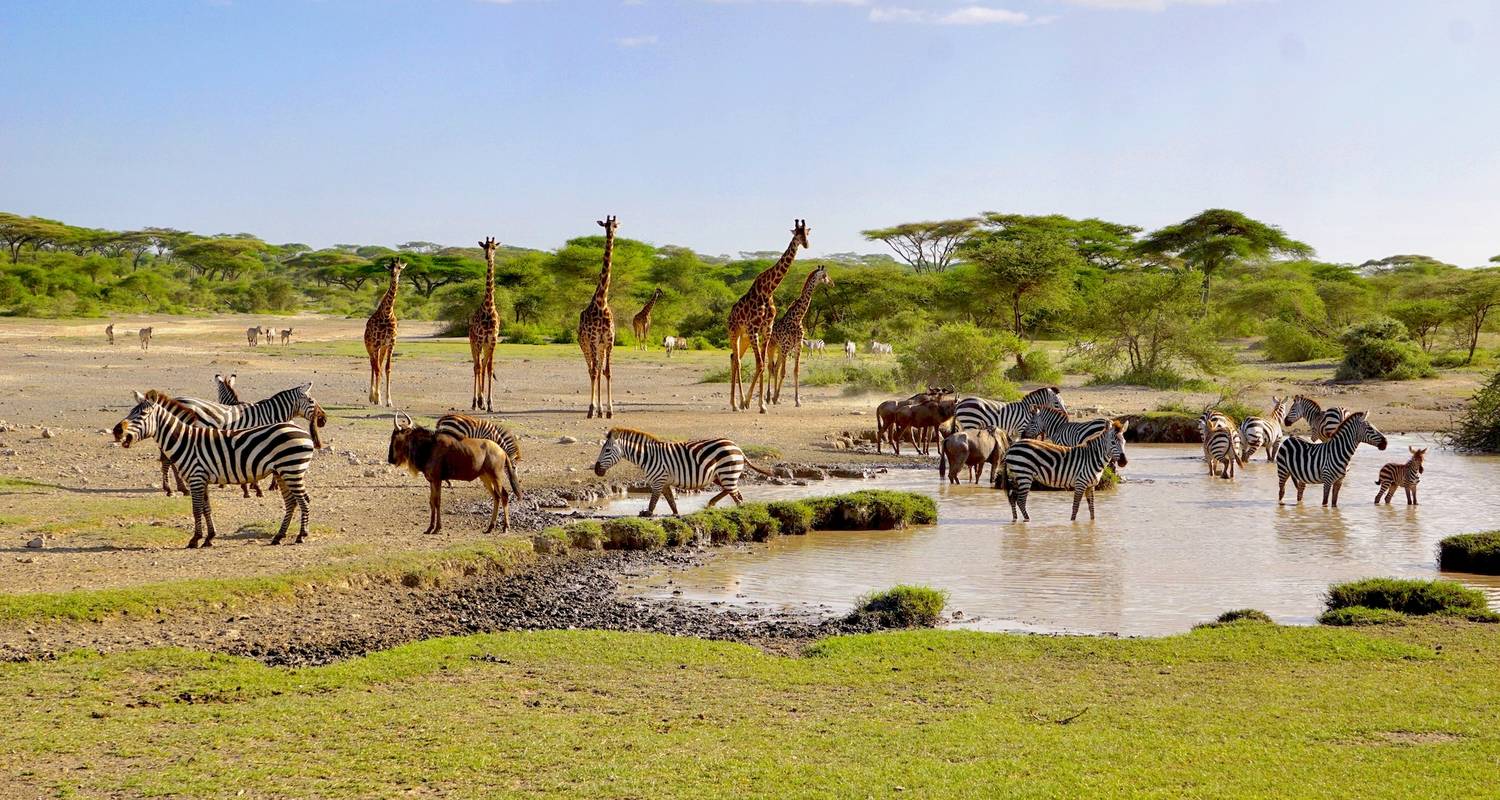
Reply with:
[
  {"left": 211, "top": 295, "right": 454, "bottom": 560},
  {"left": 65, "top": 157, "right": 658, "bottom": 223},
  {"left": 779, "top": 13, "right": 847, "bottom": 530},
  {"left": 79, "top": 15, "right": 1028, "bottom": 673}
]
[{"left": 607, "top": 436, "right": 1500, "bottom": 636}]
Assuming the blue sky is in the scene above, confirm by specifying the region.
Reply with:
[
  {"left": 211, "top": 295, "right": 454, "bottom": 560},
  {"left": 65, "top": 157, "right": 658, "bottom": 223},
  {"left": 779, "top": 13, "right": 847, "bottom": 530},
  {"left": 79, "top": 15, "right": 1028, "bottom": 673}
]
[{"left": 2, "top": 0, "right": 1497, "bottom": 265}]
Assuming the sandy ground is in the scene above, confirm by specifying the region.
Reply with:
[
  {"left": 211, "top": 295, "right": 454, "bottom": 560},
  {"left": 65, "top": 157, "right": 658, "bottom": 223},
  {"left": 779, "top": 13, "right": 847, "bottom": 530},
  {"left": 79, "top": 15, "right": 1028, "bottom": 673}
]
[{"left": 0, "top": 313, "right": 1481, "bottom": 597}]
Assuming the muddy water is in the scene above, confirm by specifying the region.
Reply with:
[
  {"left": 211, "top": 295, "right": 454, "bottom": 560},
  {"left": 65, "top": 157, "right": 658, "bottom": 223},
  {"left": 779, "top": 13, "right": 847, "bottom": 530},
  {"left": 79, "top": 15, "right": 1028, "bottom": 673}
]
[{"left": 608, "top": 435, "right": 1500, "bottom": 636}]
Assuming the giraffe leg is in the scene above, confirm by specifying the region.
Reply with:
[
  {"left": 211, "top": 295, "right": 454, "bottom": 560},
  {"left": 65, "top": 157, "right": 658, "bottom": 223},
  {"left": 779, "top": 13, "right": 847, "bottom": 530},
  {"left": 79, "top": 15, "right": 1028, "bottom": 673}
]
[
  {"left": 581, "top": 340, "right": 597, "bottom": 418},
  {"left": 485, "top": 345, "right": 496, "bottom": 413},
  {"left": 603, "top": 340, "right": 614, "bottom": 418},
  {"left": 793, "top": 348, "right": 803, "bottom": 407},
  {"left": 729, "top": 333, "right": 748, "bottom": 412},
  {"left": 383, "top": 346, "right": 395, "bottom": 407}
]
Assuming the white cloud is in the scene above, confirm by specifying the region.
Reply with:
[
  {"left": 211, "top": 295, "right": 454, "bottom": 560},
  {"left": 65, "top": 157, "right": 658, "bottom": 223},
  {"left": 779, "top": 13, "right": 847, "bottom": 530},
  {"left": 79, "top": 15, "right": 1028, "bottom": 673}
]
[
  {"left": 870, "top": 5, "right": 1038, "bottom": 25},
  {"left": 1059, "top": 0, "right": 1243, "bottom": 10},
  {"left": 616, "top": 34, "right": 660, "bottom": 47}
]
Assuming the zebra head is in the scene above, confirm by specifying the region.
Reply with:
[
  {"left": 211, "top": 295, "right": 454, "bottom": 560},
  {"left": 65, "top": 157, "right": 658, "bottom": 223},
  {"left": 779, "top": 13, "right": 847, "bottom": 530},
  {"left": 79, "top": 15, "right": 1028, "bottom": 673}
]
[
  {"left": 1285, "top": 395, "right": 1318, "bottom": 427},
  {"left": 1345, "top": 412, "right": 1388, "bottom": 451},
  {"left": 113, "top": 391, "right": 163, "bottom": 449},
  {"left": 592, "top": 430, "right": 625, "bottom": 477},
  {"left": 1107, "top": 419, "right": 1130, "bottom": 468},
  {"left": 1020, "top": 405, "right": 1065, "bottom": 440}
]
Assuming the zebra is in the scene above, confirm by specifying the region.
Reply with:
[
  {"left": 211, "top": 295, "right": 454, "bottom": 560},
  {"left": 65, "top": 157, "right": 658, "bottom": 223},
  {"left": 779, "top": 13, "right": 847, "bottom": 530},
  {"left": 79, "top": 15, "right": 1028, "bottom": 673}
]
[
  {"left": 590, "top": 427, "right": 776, "bottom": 517},
  {"left": 869, "top": 340, "right": 894, "bottom": 355},
  {"left": 280, "top": 328, "right": 293, "bottom": 345},
  {"left": 1375, "top": 446, "right": 1426, "bottom": 505},
  {"left": 1239, "top": 396, "right": 1288, "bottom": 463},
  {"left": 113, "top": 391, "right": 314, "bottom": 548},
  {"left": 1285, "top": 395, "right": 1348, "bottom": 442},
  {"left": 997, "top": 420, "right": 1129, "bottom": 522},
  {"left": 1196, "top": 409, "right": 1244, "bottom": 466},
  {"left": 1205, "top": 421, "right": 1239, "bottom": 479},
  {"left": 954, "top": 386, "right": 1066, "bottom": 439},
  {"left": 105, "top": 324, "right": 115, "bottom": 345},
  {"left": 246, "top": 326, "right": 261, "bottom": 346},
  {"left": 804, "top": 338, "right": 826, "bottom": 354},
  {"left": 1020, "top": 404, "right": 1108, "bottom": 446},
  {"left": 139, "top": 327, "right": 153, "bottom": 350},
  {"left": 436, "top": 413, "right": 522, "bottom": 462},
  {"left": 214, "top": 373, "right": 244, "bottom": 405},
  {"left": 1274, "top": 411, "right": 1387, "bottom": 507},
  {"left": 154, "top": 383, "right": 326, "bottom": 497},
  {"left": 844, "top": 341, "right": 857, "bottom": 360}
]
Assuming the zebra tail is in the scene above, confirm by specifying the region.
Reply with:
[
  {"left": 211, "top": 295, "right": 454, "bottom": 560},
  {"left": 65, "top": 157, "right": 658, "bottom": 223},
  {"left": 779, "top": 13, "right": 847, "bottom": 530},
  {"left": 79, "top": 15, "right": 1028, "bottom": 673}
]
[
  {"left": 745, "top": 459, "right": 778, "bottom": 477},
  {"left": 504, "top": 456, "right": 521, "bottom": 498}
]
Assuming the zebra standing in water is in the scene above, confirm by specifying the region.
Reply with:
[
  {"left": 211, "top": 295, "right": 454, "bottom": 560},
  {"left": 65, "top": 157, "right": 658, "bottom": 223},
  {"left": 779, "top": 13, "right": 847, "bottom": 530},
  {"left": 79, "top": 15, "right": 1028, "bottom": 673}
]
[
  {"left": 1285, "top": 395, "right": 1348, "bottom": 442},
  {"left": 998, "top": 420, "right": 1129, "bottom": 521},
  {"left": 1375, "top": 446, "right": 1426, "bottom": 505},
  {"left": 1205, "top": 421, "right": 1239, "bottom": 479},
  {"left": 1020, "top": 404, "right": 1108, "bottom": 446},
  {"left": 1275, "top": 411, "right": 1387, "bottom": 507},
  {"left": 436, "top": 413, "right": 522, "bottom": 462},
  {"left": 955, "top": 387, "right": 1066, "bottom": 438},
  {"left": 590, "top": 427, "right": 776, "bottom": 516},
  {"left": 1239, "top": 396, "right": 1288, "bottom": 463},
  {"left": 1196, "top": 408, "right": 1244, "bottom": 466},
  {"left": 114, "top": 391, "right": 315, "bottom": 547}
]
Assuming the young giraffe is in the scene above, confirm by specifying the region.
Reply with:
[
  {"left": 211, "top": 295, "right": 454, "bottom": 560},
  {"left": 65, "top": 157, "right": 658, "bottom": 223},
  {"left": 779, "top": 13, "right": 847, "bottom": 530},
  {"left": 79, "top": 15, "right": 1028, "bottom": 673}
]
[
  {"left": 469, "top": 237, "right": 502, "bottom": 412},
  {"left": 578, "top": 215, "right": 618, "bottom": 419},
  {"left": 363, "top": 258, "right": 403, "bottom": 407},
  {"left": 631, "top": 287, "right": 664, "bottom": 351},
  {"left": 768, "top": 265, "right": 833, "bottom": 407},
  {"left": 727, "top": 219, "right": 810, "bottom": 413}
]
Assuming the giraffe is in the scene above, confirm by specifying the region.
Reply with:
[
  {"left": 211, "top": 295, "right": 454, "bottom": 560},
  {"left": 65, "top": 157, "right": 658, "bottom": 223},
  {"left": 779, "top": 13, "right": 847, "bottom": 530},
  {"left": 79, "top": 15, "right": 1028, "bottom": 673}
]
[
  {"left": 631, "top": 287, "right": 664, "bottom": 351},
  {"left": 578, "top": 215, "right": 618, "bottom": 419},
  {"left": 768, "top": 265, "right": 833, "bottom": 407},
  {"left": 469, "top": 236, "right": 503, "bottom": 412},
  {"left": 364, "top": 258, "right": 404, "bottom": 406},
  {"left": 727, "top": 219, "right": 809, "bottom": 413}
]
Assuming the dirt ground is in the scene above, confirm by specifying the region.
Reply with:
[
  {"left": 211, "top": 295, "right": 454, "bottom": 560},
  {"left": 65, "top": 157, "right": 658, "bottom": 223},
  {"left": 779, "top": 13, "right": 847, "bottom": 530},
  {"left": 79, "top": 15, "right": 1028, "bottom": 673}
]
[{"left": 0, "top": 313, "right": 1481, "bottom": 598}]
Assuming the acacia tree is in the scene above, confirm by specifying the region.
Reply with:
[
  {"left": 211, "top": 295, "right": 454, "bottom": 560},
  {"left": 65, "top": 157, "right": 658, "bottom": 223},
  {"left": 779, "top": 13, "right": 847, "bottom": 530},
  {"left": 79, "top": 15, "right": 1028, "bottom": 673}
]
[
  {"left": 1135, "top": 209, "right": 1312, "bottom": 309},
  {"left": 1446, "top": 269, "right": 1500, "bottom": 365},
  {"left": 979, "top": 213, "right": 1141, "bottom": 270},
  {"left": 1072, "top": 269, "right": 1231, "bottom": 380},
  {"left": 960, "top": 231, "right": 1081, "bottom": 368},
  {"left": 0, "top": 213, "right": 69, "bottom": 263},
  {"left": 860, "top": 219, "right": 977, "bottom": 274},
  {"left": 174, "top": 237, "right": 270, "bottom": 281}
]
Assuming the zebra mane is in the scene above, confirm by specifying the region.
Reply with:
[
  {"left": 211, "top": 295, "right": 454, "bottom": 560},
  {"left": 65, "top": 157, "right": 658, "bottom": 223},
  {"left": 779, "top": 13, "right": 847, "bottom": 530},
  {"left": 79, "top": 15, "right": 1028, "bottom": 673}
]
[
  {"left": 1293, "top": 394, "right": 1321, "bottom": 414},
  {"left": 1325, "top": 411, "right": 1366, "bottom": 440},
  {"left": 143, "top": 390, "right": 195, "bottom": 417},
  {"left": 609, "top": 427, "right": 664, "bottom": 443}
]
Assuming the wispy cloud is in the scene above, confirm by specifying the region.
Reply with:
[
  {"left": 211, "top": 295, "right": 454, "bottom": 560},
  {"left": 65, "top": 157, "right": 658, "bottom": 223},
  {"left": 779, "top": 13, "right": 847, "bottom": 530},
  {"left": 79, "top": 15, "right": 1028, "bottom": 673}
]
[
  {"left": 869, "top": 5, "right": 1040, "bottom": 25},
  {"left": 1059, "top": 0, "right": 1245, "bottom": 10},
  {"left": 616, "top": 34, "right": 660, "bottom": 47}
]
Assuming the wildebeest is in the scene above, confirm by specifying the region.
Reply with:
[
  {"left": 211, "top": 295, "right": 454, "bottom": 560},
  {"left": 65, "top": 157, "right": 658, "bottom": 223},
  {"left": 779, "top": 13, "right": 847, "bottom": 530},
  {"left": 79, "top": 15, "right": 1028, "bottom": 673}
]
[
  {"left": 387, "top": 412, "right": 520, "bottom": 535},
  {"left": 939, "top": 426, "right": 1006, "bottom": 485},
  {"left": 876, "top": 387, "right": 945, "bottom": 454},
  {"left": 891, "top": 394, "right": 956, "bottom": 456}
]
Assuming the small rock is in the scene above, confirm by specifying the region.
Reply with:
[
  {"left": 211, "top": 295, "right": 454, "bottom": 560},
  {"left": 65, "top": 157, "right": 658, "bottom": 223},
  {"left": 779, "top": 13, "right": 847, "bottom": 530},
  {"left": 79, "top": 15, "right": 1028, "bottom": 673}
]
[
  {"left": 25, "top": 536, "right": 45, "bottom": 549},
  {"left": 362, "top": 468, "right": 378, "bottom": 477},
  {"left": 40, "top": 428, "right": 55, "bottom": 439},
  {"left": 558, "top": 436, "right": 579, "bottom": 444}
]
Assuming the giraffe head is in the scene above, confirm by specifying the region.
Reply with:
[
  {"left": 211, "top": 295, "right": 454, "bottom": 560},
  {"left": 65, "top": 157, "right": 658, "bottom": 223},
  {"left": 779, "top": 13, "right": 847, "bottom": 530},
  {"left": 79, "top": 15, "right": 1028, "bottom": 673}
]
[
  {"left": 809, "top": 264, "right": 833, "bottom": 289},
  {"left": 598, "top": 216, "right": 619, "bottom": 236},
  {"left": 478, "top": 237, "right": 500, "bottom": 254},
  {"left": 387, "top": 258, "right": 406, "bottom": 280},
  {"left": 651, "top": 286, "right": 664, "bottom": 301},
  {"left": 791, "top": 219, "right": 811, "bottom": 249}
]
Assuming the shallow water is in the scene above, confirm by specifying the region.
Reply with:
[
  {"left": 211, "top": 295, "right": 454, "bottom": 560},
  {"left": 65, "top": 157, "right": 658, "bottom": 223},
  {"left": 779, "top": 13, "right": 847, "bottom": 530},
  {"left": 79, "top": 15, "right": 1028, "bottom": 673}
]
[{"left": 605, "top": 435, "right": 1500, "bottom": 636}]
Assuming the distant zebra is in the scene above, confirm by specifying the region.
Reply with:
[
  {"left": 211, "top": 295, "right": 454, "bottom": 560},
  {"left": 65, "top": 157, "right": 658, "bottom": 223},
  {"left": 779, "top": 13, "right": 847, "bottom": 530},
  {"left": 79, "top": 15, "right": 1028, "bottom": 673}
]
[
  {"left": 1239, "top": 396, "right": 1288, "bottom": 463},
  {"left": 247, "top": 326, "right": 262, "bottom": 346},
  {"left": 1375, "top": 446, "right": 1426, "bottom": 505},
  {"left": 139, "top": 327, "right": 153, "bottom": 350},
  {"left": 280, "top": 328, "right": 293, "bottom": 345},
  {"left": 1205, "top": 421, "right": 1239, "bottom": 479},
  {"left": 844, "top": 341, "right": 857, "bottom": 360},
  {"left": 156, "top": 383, "right": 327, "bottom": 497},
  {"left": 954, "top": 386, "right": 1065, "bottom": 438},
  {"left": 869, "top": 340, "right": 894, "bottom": 355},
  {"left": 997, "top": 420, "right": 1129, "bottom": 521},
  {"left": 214, "top": 373, "right": 243, "bottom": 405},
  {"left": 1285, "top": 395, "right": 1348, "bottom": 442},
  {"left": 804, "top": 339, "right": 825, "bottom": 353},
  {"left": 590, "top": 427, "right": 776, "bottom": 517},
  {"left": 113, "top": 391, "right": 314, "bottom": 548},
  {"left": 436, "top": 413, "right": 522, "bottom": 462},
  {"left": 105, "top": 324, "right": 115, "bottom": 345},
  {"left": 1275, "top": 412, "right": 1387, "bottom": 507},
  {"left": 1020, "top": 404, "right": 1108, "bottom": 446}
]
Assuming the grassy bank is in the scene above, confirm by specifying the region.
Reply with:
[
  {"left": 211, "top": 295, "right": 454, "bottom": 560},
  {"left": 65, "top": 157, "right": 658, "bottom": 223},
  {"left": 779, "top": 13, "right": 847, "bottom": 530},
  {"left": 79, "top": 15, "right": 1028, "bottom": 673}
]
[{"left": 4, "top": 620, "right": 1499, "bottom": 797}]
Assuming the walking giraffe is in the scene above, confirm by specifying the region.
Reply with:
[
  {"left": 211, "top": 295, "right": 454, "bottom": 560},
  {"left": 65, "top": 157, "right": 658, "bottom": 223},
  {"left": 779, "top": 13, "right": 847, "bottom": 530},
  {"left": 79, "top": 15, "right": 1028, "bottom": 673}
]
[
  {"left": 727, "top": 219, "right": 809, "bottom": 413},
  {"left": 631, "top": 287, "right": 664, "bottom": 351},
  {"left": 768, "top": 265, "right": 833, "bottom": 407},
  {"left": 469, "top": 237, "right": 502, "bottom": 412},
  {"left": 364, "top": 258, "right": 403, "bottom": 406},
  {"left": 578, "top": 215, "right": 618, "bottom": 419}
]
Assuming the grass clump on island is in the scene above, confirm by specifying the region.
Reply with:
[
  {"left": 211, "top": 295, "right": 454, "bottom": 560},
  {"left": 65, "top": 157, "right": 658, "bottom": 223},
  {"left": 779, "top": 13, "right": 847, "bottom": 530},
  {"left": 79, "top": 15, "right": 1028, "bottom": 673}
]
[
  {"left": 534, "top": 490, "right": 935, "bottom": 553},
  {"left": 1438, "top": 532, "right": 1500, "bottom": 575},
  {"left": 1195, "top": 608, "right": 1276, "bottom": 629},
  {"left": 1318, "top": 577, "right": 1499, "bottom": 626},
  {"left": 851, "top": 585, "right": 948, "bottom": 628}
]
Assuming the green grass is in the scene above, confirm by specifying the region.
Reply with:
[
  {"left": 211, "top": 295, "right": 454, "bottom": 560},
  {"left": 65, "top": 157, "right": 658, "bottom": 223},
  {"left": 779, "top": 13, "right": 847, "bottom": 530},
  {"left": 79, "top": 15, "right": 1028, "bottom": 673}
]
[
  {"left": 1439, "top": 532, "right": 1500, "bottom": 575},
  {"left": 5, "top": 621, "right": 1500, "bottom": 797},
  {"left": 852, "top": 584, "right": 948, "bottom": 627},
  {"left": 1324, "top": 577, "right": 1490, "bottom": 617}
]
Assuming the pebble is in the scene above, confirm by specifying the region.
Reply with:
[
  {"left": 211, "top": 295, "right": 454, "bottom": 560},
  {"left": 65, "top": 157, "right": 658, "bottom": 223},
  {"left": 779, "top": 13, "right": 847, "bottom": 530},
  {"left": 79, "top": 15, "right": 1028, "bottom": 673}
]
[
  {"left": 558, "top": 436, "right": 578, "bottom": 444},
  {"left": 25, "top": 536, "right": 45, "bottom": 549},
  {"left": 40, "top": 428, "right": 54, "bottom": 439}
]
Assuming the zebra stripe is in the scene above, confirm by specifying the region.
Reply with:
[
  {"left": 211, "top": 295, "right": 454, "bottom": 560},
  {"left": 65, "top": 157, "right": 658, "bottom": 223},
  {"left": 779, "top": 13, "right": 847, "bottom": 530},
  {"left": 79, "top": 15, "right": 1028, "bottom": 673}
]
[
  {"left": 999, "top": 420, "right": 1128, "bottom": 521},
  {"left": 1375, "top": 447, "right": 1426, "bottom": 505},
  {"left": 1205, "top": 423, "right": 1239, "bottom": 479},
  {"left": 115, "top": 392, "right": 314, "bottom": 547},
  {"left": 590, "top": 427, "right": 771, "bottom": 516},
  {"left": 174, "top": 383, "right": 325, "bottom": 441},
  {"left": 1275, "top": 412, "right": 1387, "bottom": 507},
  {"left": 955, "top": 387, "right": 1065, "bottom": 438},
  {"left": 1239, "top": 396, "right": 1287, "bottom": 463},
  {"left": 1020, "top": 405, "right": 1108, "bottom": 446},
  {"left": 214, "top": 373, "right": 244, "bottom": 405},
  {"left": 1286, "top": 395, "right": 1348, "bottom": 441},
  {"left": 436, "top": 414, "right": 522, "bottom": 462}
]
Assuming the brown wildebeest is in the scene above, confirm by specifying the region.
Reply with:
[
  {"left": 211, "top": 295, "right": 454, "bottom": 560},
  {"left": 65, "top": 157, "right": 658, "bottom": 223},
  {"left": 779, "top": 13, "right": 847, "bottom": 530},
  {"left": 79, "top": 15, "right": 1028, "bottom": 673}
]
[
  {"left": 875, "top": 386, "right": 948, "bottom": 454},
  {"left": 939, "top": 427, "right": 1006, "bottom": 485},
  {"left": 892, "top": 396, "right": 956, "bottom": 456},
  {"left": 387, "top": 412, "right": 520, "bottom": 535}
]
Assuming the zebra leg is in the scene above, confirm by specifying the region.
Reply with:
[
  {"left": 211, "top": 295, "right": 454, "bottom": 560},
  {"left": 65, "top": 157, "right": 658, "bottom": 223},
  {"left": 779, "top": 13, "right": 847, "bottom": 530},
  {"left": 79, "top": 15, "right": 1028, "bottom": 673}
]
[
  {"left": 1070, "top": 488, "right": 1084, "bottom": 521},
  {"left": 1294, "top": 482, "right": 1305, "bottom": 502},
  {"left": 198, "top": 483, "right": 219, "bottom": 547},
  {"left": 706, "top": 488, "right": 734, "bottom": 507},
  {"left": 1086, "top": 486, "right": 1096, "bottom": 520},
  {"left": 1277, "top": 473, "right": 1289, "bottom": 505},
  {"left": 271, "top": 479, "right": 297, "bottom": 544},
  {"left": 1374, "top": 483, "right": 1385, "bottom": 504},
  {"left": 186, "top": 482, "right": 206, "bottom": 548},
  {"left": 1409, "top": 484, "right": 1418, "bottom": 506},
  {"left": 1331, "top": 479, "right": 1343, "bottom": 508},
  {"left": 641, "top": 490, "right": 662, "bottom": 517},
  {"left": 295, "top": 489, "right": 310, "bottom": 543},
  {"left": 662, "top": 486, "right": 681, "bottom": 516},
  {"left": 1321, "top": 482, "right": 1331, "bottom": 507},
  {"left": 1015, "top": 480, "right": 1031, "bottom": 522}
]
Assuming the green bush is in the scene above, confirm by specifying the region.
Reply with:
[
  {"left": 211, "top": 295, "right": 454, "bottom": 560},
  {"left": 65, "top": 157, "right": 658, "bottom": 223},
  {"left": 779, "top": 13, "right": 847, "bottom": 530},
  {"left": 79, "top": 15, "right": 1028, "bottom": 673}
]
[
  {"left": 1262, "top": 319, "right": 1339, "bottom": 363},
  {"left": 562, "top": 520, "right": 605, "bottom": 551},
  {"left": 852, "top": 585, "right": 948, "bottom": 628},
  {"left": 1438, "top": 532, "right": 1500, "bottom": 575},
  {"left": 767, "top": 500, "right": 814, "bottom": 536},
  {"left": 698, "top": 366, "right": 731, "bottom": 384},
  {"left": 1090, "top": 368, "right": 1213, "bottom": 392},
  {"left": 805, "top": 490, "right": 937, "bottom": 530},
  {"left": 531, "top": 527, "right": 571, "bottom": 555},
  {"left": 1324, "top": 577, "right": 1489, "bottom": 617},
  {"left": 1335, "top": 318, "right": 1434, "bottom": 381},
  {"left": 1006, "top": 348, "right": 1064, "bottom": 384},
  {"left": 897, "top": 322, "right": 1020, "bottom": 398},
  {"left": 723, "top": 504, "right": 780, "bottom": 542},
  {"left": 1214, "top": 609, "right": 1274, "bottom": 625},
  {"left": 839, "top": 364, "right": 902, "bottom": 396},
  {"left": 1317, "top": 606, "right": 1408, "bottom": 627},
  {"left": 601, "top": 518, "right": 667, "bottom": 550},
  {"left": 1442, "top": 367, "right": 1500, "bottom": 452},
  {"left": 685, "top": 508, "right": 742, "bottom": 544},
  {"left": 659, "top": 517, "right": 697, "bottom": 547}
]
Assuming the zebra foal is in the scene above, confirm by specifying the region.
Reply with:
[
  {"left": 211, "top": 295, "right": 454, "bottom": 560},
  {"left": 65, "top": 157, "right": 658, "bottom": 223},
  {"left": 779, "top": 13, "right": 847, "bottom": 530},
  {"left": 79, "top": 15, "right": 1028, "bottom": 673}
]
[
  {"left": 590, "top": 427, "right": 776, "bottom": 516},
  {"left": 1274, "top": 412, "right": 1387, "bottom": 507},
  {"left": 1375, "top": 446, "right": 1426, "bottom": 505}
]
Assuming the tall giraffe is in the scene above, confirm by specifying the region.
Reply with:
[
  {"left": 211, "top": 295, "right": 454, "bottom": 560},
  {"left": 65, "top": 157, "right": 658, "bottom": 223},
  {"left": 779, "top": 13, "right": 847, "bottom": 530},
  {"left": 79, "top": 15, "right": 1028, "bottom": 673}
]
[
  {"left": 727, "top": 219, "right": 809, "bottom": 413},
  {"left": 768, "top": 265, "right": 833, "bottom": 407},
  {"left": 364, "top": 258, "right": 404, "bottom": 406},
  {"left": 578, "top": 215, "right": 618, "bottom": 419},
  {"left": 631, "top": 287, "right": 664, "bottom": 351},
  {"left": 469, "top": 236, "right": 502, "bottom": 412}
]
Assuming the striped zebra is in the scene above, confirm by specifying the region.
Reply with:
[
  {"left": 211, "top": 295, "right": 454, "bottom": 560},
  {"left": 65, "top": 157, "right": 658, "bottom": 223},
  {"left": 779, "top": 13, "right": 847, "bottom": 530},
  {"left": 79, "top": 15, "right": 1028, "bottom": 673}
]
[
  {"left": 1205, "top": 421, "right": 1239, "bottom": 479},
  {"left": 114, "top": 391, "right": 314, "bottom": 548},
  {"left": 1196, "top": 409, "right": 1244, "bottom": 466},
  {"left": 997, "top": 420, "right": 1129, "bottom": 521},
  {"left": 214, "top": 373, "right": 243, "bottom": 405},
  {"left": 955, "top": 386, "right": 1065, "bottom": 438},
  {"left": 590, "top": 427, "right": 776, "bottom": 516},
  {"left": 436, "top": 414, "right": 522, "bottom": 462},
  {"left": 154, "top": 383, "right": 326, "bottom": 497},
  {"left": 1375, "top": 446, "right": 1426, "bottom": 505},
  {"left": 1239, "top": 396, "right": 1288, "bottom": 463},
  {"left": 1285, "top": 395, "right": 1348, "bottom": 442},
  {"left": 1020, "top": 404, "right": 1108, "bottom": 446},
  {"left": 1274, "top": 411, "right": 1388, "bottom": 507}
]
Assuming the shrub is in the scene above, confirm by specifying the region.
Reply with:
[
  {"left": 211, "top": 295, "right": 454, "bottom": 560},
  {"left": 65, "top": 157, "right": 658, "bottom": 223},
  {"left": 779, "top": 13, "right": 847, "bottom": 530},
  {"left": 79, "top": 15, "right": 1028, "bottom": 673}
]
[
  {"left": 1090, "top": 368, "right": 1213, "bottom": 392},
  {"left": 1214, "top": 609, "right": 1274, "bottom": 625},
  {"left": 1335, "top": 318, "right": 1434, "bottom": 381},
  {"left": 767, "top": 500, "right": 814, "bottom": 536},
  {"left": 805, "top": 490, "right": 937, "bottom": 530},
  {"left": 897, "top": 322, "right": 1021, "bottom": 398},
  {"left": 839, "top": 364, "right": 902, "bottom": 396},
  {"left": 685, "top": 508, "right": 741, "bottom": 544},
  {"left": 531, "top": 527, "right": 571, "bottom": 555},
  {"left": 1262, "top": 319, "right": 1338, "bottom": 363},
  {"left": 1438, "top": 532, "right": 1500, "bottom": 575},
  {"left": 698, "top": 366, "right": 731, "bottom": 384},
  {"left": 601, "top": 518, "right": 667, "bottom": 550},
  {"left": 1317, "top": 606, "right": 1408, "bottom": 626},
  {"left": 688, "top": 336, "right": 714, "bottom": 351},
  {"left": 659, "top": 517, "right": 697, "bottom": 547},
  {"left": 1442, "top": 367, "right": 1500, "bottom": 452},
  {"left": 741, "top": 444, "right": 782, "bottom": 460},
  {"left": 1006, "top": 348, "right": 1063, "bottom": 384},
  {"left": 722, "top": 504, "right": 780, "bottom": 542},
  {"left": 562, "top": 520, "right": 605, "bottom": 551},
  {"left": 503, "top": 323, "right": 549, "bottom": 345},
  {"left": 1324, "top": 577, "right": 1489, "bottom": 617},
  {"left": 852, "top": 585, "right": 948, "bottom": 628}
]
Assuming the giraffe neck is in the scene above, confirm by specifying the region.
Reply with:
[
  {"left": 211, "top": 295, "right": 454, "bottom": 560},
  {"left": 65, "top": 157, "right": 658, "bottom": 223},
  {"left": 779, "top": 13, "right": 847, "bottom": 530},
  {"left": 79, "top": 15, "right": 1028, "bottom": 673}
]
[
  {"left": 781, "top": 272, "right": 822, "bottom": 328},
  {"left": 641, "top": 292, "right": 661, "bottom": 316},
  {"left": 481, "top": 250, "right": 497, "bottom": 311},
  {"left": 592, "top": 231, "right": 614, "bottom": 308},
  {"left": 375, "top": 273, "right": 400, "bottom": 318},
  {"left": 751, "top": 234, "right": 802, "bottom": 300}
]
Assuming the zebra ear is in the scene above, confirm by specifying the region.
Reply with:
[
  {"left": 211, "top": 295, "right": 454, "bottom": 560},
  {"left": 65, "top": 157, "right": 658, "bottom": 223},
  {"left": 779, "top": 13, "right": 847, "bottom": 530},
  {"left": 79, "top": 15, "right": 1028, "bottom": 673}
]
[
  {"left": 133, "top": 390, "right": 145, "bottom": 402},
  {"left": 300, "top": 382, "right": 313, "bottom": 392}
]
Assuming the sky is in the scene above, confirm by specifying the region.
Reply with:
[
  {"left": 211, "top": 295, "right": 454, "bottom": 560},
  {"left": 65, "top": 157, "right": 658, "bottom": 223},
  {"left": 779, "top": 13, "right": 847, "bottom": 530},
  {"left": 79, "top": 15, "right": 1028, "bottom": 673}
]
[{"left": 1, "top": 0, "right": 1497, "bottom": 265}]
